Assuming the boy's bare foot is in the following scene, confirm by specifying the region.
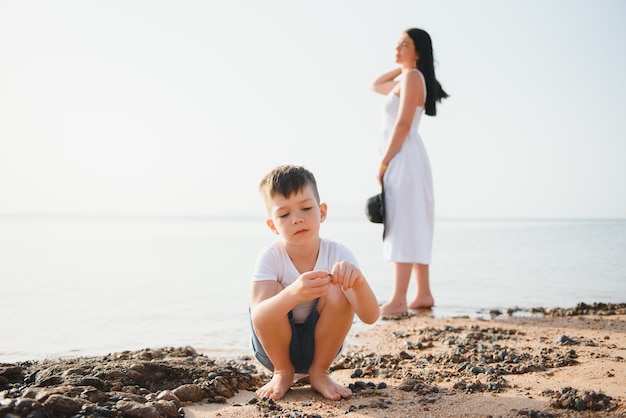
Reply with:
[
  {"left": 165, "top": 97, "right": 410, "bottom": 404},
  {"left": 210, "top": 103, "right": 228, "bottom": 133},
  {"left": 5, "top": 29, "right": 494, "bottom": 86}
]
[
  {"left": 309, "top": 371, "right": 351, "bottom": 400},
  {"left": 256, "top": 370, "right": 294, "bottom": 400},
  {"left": 408, "top": 295, "right": 434, "bottom": 309},
  {"left": 379, "top": 301, "right": 408, "bottom": 316}
]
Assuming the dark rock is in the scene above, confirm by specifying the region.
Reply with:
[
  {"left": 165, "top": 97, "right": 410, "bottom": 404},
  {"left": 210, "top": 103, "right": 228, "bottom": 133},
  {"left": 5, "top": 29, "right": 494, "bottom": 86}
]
[
  {"left": 42, "top": 394, "right": 85, "bottom": 415},
  {"left": 557, "top": 335, "right": 578, "bottom": 345},
  {"left": 92, "top": 406, "right": 115, "bottom": 416},
  {"left": 25, "top": 408, "right": 48, "bottom": 418},
  {"left": 115, "top": 400, "right": 160, "bottom": 418},
  {"left": 34, "top": 366, "right": 63, "bottom": 387},
  {"left": 109, "top": 390, "right": 146, "bottom": 403},
  {"left": 13, "top": 398, "right": 42, "bottom": 416},
  {"left": 0, "top": 366, "right": 24, "bottom": 382},
  {"left": 81, "top": 387, "right": 110, "bottom": 403},
  {"left": 66, "top": 375, "right": 108, "bottom": 391},
  {"left": 550, "top": 386, "right": 618, "bottom": 412},
  {"left": 209, "top": 376, "right": 233, "bottom": 398},
  {"left": 153, "top": 399, "right": 180, "bottom": 417},
  {"left": 398, "top": 350, "right": 414, "bottom": 359}
]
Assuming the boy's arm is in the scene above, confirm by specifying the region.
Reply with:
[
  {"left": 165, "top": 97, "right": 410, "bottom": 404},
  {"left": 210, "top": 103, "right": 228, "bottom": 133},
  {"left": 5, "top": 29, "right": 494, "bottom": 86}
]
[
  {"left": 250, "top": 280, "right": 295, "bottom": 321},
  {"left": 250, "top": 271, "right": 333, "bottom": 322},
  {"left": 345, "top": 278, "right": 380, "bottom": 324},
  {"left": 331, "top": 261, "right": 379, "bottom": 324}
]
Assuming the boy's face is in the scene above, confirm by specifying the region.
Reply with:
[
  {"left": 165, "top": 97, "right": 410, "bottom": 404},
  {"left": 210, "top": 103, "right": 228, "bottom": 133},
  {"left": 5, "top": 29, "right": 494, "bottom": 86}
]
[{"left": 265, "top": 185, "right": 327, "bottom": 244}]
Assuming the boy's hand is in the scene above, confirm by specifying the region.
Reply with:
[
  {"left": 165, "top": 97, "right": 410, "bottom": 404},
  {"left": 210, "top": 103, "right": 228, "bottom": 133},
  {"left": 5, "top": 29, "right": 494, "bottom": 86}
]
[
  {"left": 291, "top": 270, "right": 332, "bottom": 302},
  {"left": 329, "top": 261, "right": 362, "bottom": 291}
]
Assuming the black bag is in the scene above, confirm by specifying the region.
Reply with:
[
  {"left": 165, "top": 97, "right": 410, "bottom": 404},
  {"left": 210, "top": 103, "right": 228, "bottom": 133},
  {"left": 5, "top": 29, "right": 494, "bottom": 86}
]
[{"left": 365, "top": 190, "right": 384, "bottom": 224}]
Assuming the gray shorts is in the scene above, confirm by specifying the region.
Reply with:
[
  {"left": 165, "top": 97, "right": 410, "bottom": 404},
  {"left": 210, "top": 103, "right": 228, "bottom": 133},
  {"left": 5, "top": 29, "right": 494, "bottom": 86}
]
[{"left": 250, "top": 299, "right": 320, "bottom": 374}]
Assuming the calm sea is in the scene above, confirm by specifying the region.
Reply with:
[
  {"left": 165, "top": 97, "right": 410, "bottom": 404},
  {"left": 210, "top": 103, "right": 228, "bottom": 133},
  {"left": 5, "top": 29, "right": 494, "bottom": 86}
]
[{"left": 1, "top": 216, "right": 625, "bottom": 363}]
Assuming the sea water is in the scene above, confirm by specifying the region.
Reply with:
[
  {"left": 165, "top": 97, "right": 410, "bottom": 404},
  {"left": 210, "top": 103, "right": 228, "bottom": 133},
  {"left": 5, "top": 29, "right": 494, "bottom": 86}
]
[{"left": 1, "top": 215, "right": 625, "bottom": 363}]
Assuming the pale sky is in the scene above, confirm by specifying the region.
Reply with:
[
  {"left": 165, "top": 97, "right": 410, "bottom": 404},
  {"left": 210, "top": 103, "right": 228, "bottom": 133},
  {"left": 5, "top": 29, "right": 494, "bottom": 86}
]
[{"left": 1, "top": 0, "right": 625, "bottom": 219}]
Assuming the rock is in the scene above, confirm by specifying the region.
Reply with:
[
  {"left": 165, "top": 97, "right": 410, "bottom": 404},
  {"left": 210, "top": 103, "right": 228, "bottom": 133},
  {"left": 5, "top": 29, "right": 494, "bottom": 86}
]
[
  {"left": 34, "top": 366, "right": 63, "bottom": 387},
  {"left": 210, "top": 376, "right": 233, "bottom": 398},
  {"left": 109, "top": 390, "right": 146, "bottom": 403},
  {"left": 125, "top": 369, "right": 145, "bottom": 384},
  {"left": 34, "top": 385, "right": 83, "bottom": 403},
  {"left": 172, "top": 384, "right": 205, "bottom": 402},
  {"left": 0, "top": 367, "right": 24, "bottom": 383},
  {"left": 20, "top": 387, "right": 42, "bottom": 399},
  {"left": 42, "top": 394, "right": 85, "bottom": 415},
  {"left": 13, "top": 398, "right": 42, "bottom": 415},
  {"left": 115, "top": 399, "right": 160, "bottom": 418},
  {"left": 81, "top": 387, "right": 110, "bottom": 403},
  {"left": 101, "top": 369, "right": 126, "bottom": 380},
  {"left": 557, "top": 334, "right": 578, "bottom": 345},
  {"left": 92, "top": 406, "right": 115, "bottom": 417},
  {"left": 0, "top": 346, "right": 262, "bottom": 418},
  {"left": 398, "top": 378, "right": 421, "bottom": 392},
  {"left": 62, "top": 367, "right": 86, "bottom": 377},
  {"left": 66, "top": 375, "right": 108, "bottom": 391},
  {"left": 156, "top": 389, "right": 181, "bottom": 406},
  {"left": 25, "top": 408, "right": 48, "bottom": 418},
  {"left": 153, "top": 399, "right": 180, "bottom": 417}
]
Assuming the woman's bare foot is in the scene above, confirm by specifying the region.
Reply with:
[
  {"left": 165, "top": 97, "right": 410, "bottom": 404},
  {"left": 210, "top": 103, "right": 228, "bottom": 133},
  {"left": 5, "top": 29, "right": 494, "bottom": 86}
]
[
  {"left": 379, "top": 300, "right": 408, "bottom": 316},
  {"left": 255, "top": 370, "right": 294, "bottom": 400},
  {"left": 309, "top": 371, "right": 351, "bottom": 400},
  {"left": 408, "top": 295, "right": 434, "bottom": 309}
]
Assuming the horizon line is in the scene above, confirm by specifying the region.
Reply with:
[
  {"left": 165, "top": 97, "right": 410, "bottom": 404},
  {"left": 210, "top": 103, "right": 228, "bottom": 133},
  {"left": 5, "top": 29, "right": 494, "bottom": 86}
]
[{"left": 0, "top": 212, "right": 624, "bottom": 222}]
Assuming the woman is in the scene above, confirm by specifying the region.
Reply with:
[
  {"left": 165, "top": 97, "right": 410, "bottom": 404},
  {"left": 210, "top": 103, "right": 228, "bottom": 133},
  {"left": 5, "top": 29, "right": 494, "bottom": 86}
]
[{"left": 370, "top": 28, "right": 448, "bottom": 316}]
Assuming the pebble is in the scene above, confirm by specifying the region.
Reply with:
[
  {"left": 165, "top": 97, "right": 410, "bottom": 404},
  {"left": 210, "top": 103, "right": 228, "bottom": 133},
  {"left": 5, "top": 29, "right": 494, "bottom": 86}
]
[{"left": 549, "top": 387, "right": 618, "bottom": 412}]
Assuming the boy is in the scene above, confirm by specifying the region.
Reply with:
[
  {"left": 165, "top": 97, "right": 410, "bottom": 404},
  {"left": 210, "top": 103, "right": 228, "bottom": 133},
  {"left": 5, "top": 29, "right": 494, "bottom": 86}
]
[{"left": 250, "top": 165, "right": 380, "bottom": 401}]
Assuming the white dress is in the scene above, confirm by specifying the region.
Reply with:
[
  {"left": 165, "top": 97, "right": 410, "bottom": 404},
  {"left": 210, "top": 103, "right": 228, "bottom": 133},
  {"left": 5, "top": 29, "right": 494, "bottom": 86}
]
[{"left": 380, "top": 72, "right": 434, "bottom": 264}]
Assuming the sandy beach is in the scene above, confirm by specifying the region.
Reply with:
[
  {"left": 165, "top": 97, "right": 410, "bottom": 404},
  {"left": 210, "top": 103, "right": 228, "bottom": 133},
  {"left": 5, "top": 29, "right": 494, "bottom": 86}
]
[
  {"left": 1, "top": 303, "right": 624, "bottom": 417},
  {"left": 186, "top": 303, "right": 625, "bottom": 417}
]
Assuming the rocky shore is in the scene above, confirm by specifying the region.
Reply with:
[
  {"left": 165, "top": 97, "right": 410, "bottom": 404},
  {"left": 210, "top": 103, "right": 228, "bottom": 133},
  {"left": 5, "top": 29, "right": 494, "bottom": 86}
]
[
  {"left": 1, "top": 302, "right": 624, "bottom": 417},
  {"left": 0, "top": 346, "right": 262, "bottom": 418}
]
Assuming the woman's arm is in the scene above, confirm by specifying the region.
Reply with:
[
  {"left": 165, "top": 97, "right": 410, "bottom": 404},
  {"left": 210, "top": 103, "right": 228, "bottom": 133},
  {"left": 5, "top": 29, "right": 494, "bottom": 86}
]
[
  {"left": 377, "top": 70, "right": 423, "bottom": 183},
  {"left": 370, "top": 67, "right": 402, "bottom": 95}
]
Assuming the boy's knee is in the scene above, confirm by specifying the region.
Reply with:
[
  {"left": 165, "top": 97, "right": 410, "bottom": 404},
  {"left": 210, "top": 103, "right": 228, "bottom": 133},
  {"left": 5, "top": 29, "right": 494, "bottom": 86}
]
[
  {"left": 320, "top": 290, "right": 352, "bottom": 315},
  {"left": 250, "top": 309, "right": 279, "bottom": 331}
]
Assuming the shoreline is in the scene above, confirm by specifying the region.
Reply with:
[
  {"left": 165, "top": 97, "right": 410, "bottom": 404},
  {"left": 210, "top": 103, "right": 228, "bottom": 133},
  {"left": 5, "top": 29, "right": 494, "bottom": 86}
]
[{"left": 1, "top": 302, "right": 624, "bottom": 417}]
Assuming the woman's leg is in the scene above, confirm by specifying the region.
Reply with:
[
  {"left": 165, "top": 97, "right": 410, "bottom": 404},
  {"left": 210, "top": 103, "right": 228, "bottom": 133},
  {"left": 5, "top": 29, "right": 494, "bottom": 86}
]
[
  {"left": 408, "top": 263, "right": 434, "bottom": 309},
  {"left": 379, "top": 262, "right": 412, "bottom": 315}
]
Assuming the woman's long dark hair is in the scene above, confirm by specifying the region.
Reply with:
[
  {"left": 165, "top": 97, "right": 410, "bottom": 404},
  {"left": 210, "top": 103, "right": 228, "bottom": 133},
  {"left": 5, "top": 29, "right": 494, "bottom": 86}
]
[{"left": 406, "top": 28, "right": 448, "bottom": 116}]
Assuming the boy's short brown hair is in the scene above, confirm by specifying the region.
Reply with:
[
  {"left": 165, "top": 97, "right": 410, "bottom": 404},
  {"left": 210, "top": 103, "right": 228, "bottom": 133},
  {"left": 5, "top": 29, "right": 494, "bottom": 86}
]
[{"left": 259, "top": 165, "right": 321, "bottom": 209}]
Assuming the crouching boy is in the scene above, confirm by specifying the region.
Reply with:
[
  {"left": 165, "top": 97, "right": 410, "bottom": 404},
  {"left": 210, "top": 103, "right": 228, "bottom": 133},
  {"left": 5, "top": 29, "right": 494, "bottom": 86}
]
[{"left": 250, "top": 165, "right": 380, "bottom": 401}]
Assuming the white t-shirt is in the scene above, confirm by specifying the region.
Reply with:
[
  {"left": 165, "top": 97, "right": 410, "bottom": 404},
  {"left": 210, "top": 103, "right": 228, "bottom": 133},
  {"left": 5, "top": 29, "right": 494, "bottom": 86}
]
[{"left": 252, "top": 238, "right": 359, "bottom": 323}]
